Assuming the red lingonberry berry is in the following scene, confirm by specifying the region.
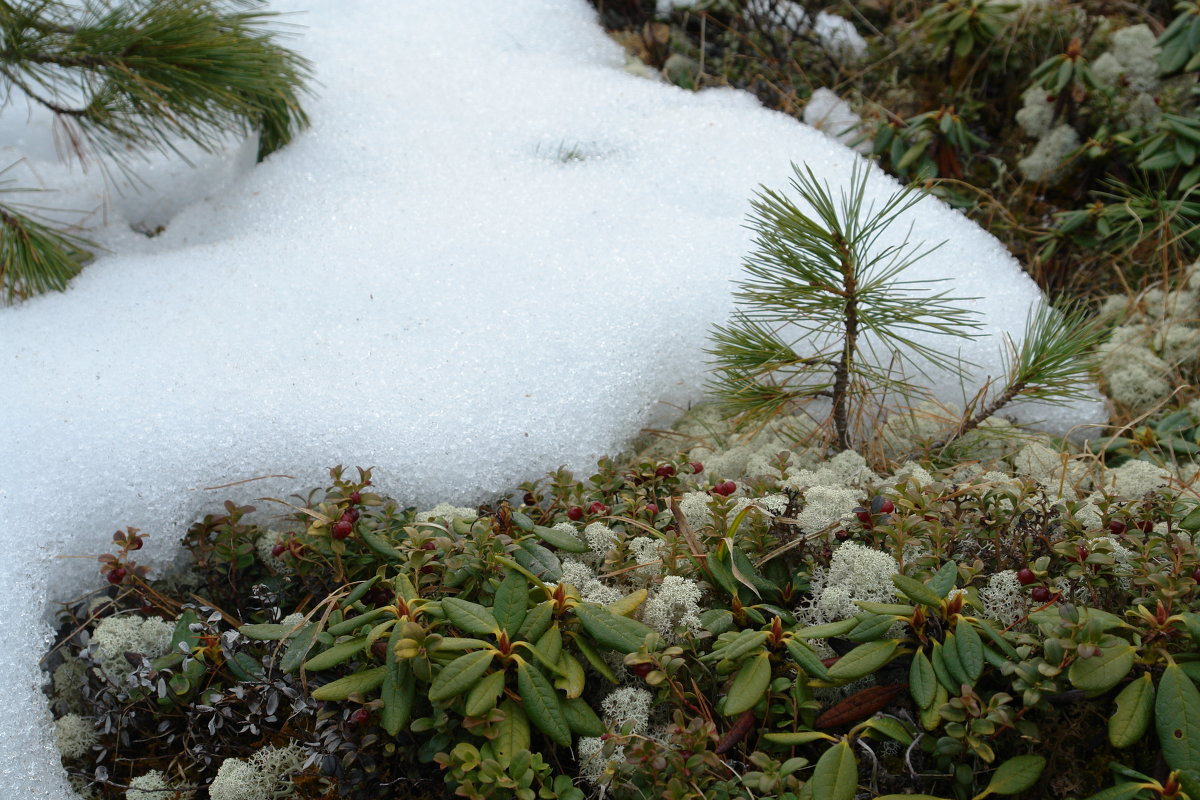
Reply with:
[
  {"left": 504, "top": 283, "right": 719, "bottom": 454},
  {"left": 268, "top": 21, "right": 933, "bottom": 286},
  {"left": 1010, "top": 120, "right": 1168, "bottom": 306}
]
[
  {"left": 1193, "top": 567, "right": 1200, "bottom": 583},
  {"left": 588, "top": 501, "right": 609, "bottom": 516},
  {"left": 348, "top": 491, "right": 362, "bottom": 505},
  {"left": 1031, "top": 586, "right": 1052, "bottom": 603},
  {"left": 342, "top": 508, "right": 360, "bottom": 523},
  {"left": 421, "top": 541, "right": 436, "bottom": 550},
  {"left": 645, "top": 503, "right": 660, "bottom": 515},
  {"left": 127, "top": 536, "right": 144, "bottom": 551},
  {"left": 629, "top": 662, "right": 653, "bottom": 678},
  {"left": 1108, "top": 520, "right": 1126, "bottom": 535},
  {"left": 690, "top": 461, "right": 703, "bottom": 474},
  {"left": 567, "top": 506, "right": 583, "bottom": 521},
  {"left": 271, "top": 543, "right": 287, "bottom": 558},
  {"left": 420, "top": 565, "right": 436, "bottom": 574},
  {"left": 879, "top": 499, "right": 895, "bottom": 514},
  {"left": 523, "top": 492, "right": 537, "bottom": 506},
  {"left": 713, "top": 481, "right": 737, "bottom": 497},
  {"left": 1017, "top": 568, "right": 1036, "bottom": 585},
  {"left": 349, "top": 708, "right": 371, "bottom": 726},
  {"left": 333, "top": 520, "right": 353, "bottom": 539},
  {"left": 834, "top": 529, "right": 850, "bottom": 541},
  {"left": 1076, "top": 545, "right": 1089, "bottom": 561},
  {"left": 656, "top": 464, "right": 675, "bottom": 478},
  {"left": 107, "top": 567, "right": 127, "bottom": 585},
  {"left": 854, "top": 507, "right": 872, "bottom": 525},
  {"left": 1136, "top": 520, "right": 1155, "bottom": 533}
]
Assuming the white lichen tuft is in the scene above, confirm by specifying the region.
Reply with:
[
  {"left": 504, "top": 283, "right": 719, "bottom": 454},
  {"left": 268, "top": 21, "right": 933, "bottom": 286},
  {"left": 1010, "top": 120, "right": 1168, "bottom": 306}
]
[
  {"left": 642, "top": 575, "right": 704, "bottom": 639},
  {"left": 560, "top": 558, "right": 623, "bottom": 605},
  {"left": 1101, "top": 459, "right": 1173, "bottom": 498},
  {"left": 207, "top": 743, "right": 307, "bottom": 800},
  {"left": 127, "top": 770, "right": 194, "bottom": 800},
  {"left": 978, "top": 570, "right": 1028, "bottom": 629},
  {"left": 415, "top": 502, "right": 477, "bottom": 523},
  {"left": 91, "top": 615, "right": 177, "bottom": 681},
  {"left": 804, "top": 542, "right": 900, "bottom": 623},
  {"left": 793, "top": 485, "right": 863, "bottom": 536},
  {"left": 583, "top": 522, "right": 619, "bottom": 557},
  {"left": 678, "top": 491, "right": 713, "bottom": 531},
  {"left": 1015, "top": 86, "right": 1057, "bottom": 138},
  {"left": 54, "top": 713, "right": 97, "bottom": 761},
  {"left": 601, "top": 686, "right": 654, "bottom": 735},
  {"left": 1018, "top": 124, "right": 1080, "bottom": 183}
]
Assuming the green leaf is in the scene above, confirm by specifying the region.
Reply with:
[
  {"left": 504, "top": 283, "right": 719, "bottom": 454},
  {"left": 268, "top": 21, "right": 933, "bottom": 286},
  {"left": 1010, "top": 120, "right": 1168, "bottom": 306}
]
[
  {"left": 828, "top": 640, "right": 899, "bottom": 682},
  {"left": 358, "top": 526, "right": 402, "bottom": 561},
  {"left": 513, "top": 539, "right": 562, "bottom": 581},
  {"left": 1156, "top": 660, "right": 1200, "bottom": 773},
  {"left": 531, "top": 525, "right": 588, "bottom": 553},
  {"left": 703, "top": 630, "right": 771, "bottom": 662},
  {"left": 494, "top": 699, "right": 532, "bottom": 765},
  {"left": 863, "top": 715, "right": 914, "bottom": 745},
  {"left": 465, "top": 669, "right": 507, "bottom": 717},
  {"left": 575, "top": 603, "right": 657, "bottom": 653},
  {"left": 930, "top": 561, "right": 959, "bottom": 598},
  {"left": 281, "top": 622, "right": 320, "bottom": 674},
  {"left": 516, "top": 659, "right": 571, "bottom": 746},
  {"left": 954, "top": 621, "right": 984, "bottom": 682},
  {"left": 311, "top": 666, "right": 387, "bottom": 701},
  {"left": 910, "top": 650, "right": 937, "bottom": 709},
  {"left": 786, "top": 637, "right": 831, "bottom": 681},
  {"left": 429, "top": 649, "right": 495, "bottom": 702},
  {"left": 1108, "top": 673, "right": 1154, "bottom": 749},
  {"left": 518, "top": 601, "right": 554, "bottom": 643},
  {"left": 381, "top": 659, "right": 415, "bottom": 737},
  {"left": 562, "top": 697, "right": 605, "bottom": 736},
  {"left": 724, "top": 652, "right": 772, "bottom": 715},
  {"left": 492, "top": 571, "right": 529, "bottom": 636},
  {"left": 854, "top": 601, "right": 916, "bottom": 616},
  {"left": 607, "top": 589, "right": 648, "bottom": 617},
  {"left": 304, "top": 635, "right": 368, "bottom": 672},
  {"left": 892, "top": 574, "right": 944, "bottom": 608},
  {"left": 240, "top": 622, "right": 295, "bottom": 640},
  {"left": 555, "top": 652, "right": 586, "bottom": 699},
  {"left": 875, "top": 796, "right": 950, "bottom": 800},
  {"left": 573, "top": 635, "right": 619, "bottom": 684},
  {"left": 975, "top": 754, "right": 1044, "bottom": 798},
  {"left": 810, "top": 740, "right": 858, "bottom": 800},
  {"left": 442, "top": 597, "right": 500, "bottom": 636},
  {"left": 1078, "top": 784, "right": 1156, "bottom": 800},
  {"left": 1069, "top": 644, "right": 1135, "bottom": 693},
  {"left": 793, "top": 618, "right": 859, "bottom": 639},
  {"left": 223, "top": 649, "right": 265, "bottom": 682},
  {"left": 848, "top": 614, "right": 894, "bottom": 642},
  {"left": 763, "top": 731, "right": 837, "bottom": 745}
]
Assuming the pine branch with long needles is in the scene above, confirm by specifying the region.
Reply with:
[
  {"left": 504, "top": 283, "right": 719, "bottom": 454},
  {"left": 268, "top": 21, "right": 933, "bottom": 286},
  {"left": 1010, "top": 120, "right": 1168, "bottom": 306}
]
[
  {"left": 707, "top": 161, "right": 983, "bottom": 452},
  {"left": 0, "top": 0, "right": 313, "bottom": 304},
  {"left": 933, "top": 303, "right": 1107, "bottom": 450}
]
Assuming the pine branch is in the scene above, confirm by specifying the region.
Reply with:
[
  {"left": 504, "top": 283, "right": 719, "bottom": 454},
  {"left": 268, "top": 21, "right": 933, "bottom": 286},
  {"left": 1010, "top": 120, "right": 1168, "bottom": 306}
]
[
  {"left": 0, "top": 0, "right": 313, "bottom": 163},
  {"left": 0, "top": 197, "right": 94, "bottom": 304}
]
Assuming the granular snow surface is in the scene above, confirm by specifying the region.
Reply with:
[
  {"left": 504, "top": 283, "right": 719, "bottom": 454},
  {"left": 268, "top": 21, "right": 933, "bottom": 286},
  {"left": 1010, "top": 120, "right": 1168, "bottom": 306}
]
[{"left": 0, "top": 2, "right": 1105, "bottom": 796}]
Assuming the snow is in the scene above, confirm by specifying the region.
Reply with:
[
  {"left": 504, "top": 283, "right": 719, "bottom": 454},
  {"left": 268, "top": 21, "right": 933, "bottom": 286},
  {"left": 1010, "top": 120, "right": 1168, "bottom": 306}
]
[{"left": 0, "top": 1, "right": 1105, "bottom": 797}]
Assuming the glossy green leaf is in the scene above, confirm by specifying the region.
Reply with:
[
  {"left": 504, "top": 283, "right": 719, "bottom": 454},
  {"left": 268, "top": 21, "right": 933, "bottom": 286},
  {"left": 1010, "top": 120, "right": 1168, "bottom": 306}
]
[
  {"left": 607, "top": 588, "right": 647, "bottom": 618},
  {"left": 1108, "top": 673, "right": 1154, "bottom": 749},
  {"left": 810, "top": 740, "right": 858, "bottom": 800},
  {"left": 516, "top": 659, "right": 571, "bottom": 746},
  {"left": 1069, "top": 644, "right": 1135, "bottom": 693},
  {"left": 976, "top": 754, "right": 1044, "bottom": 797},
  {"left": 892, "top": 574, "right": 944, "bottom": 608},
  {"left": 1077, "top": 783, "right": 1155, "bottom": 800},
  {"left": 573, "top": 635, "right": 619, "bottom": 684},
  {"left": 342, "top": 575, "right": 380, "bottom": 608},
  {"left": 442, "top": 597, "right": 499, "bottom": 636},
  {"left": 517, "top": 601, "right": 554, "bottom": 643},
  {"left": 575, "top": 603, "right": 657, "bottom": 653},
  {"left": 863, "top": 715, "right": 914, "bottom": 745},
  {"left": 492, "top": 571, "right": 529, "bottom": 636},
  {"left": 513, "top": 539, "right": 562, "bottom": 581},
  {"left": 702, "top": 630, "right": 770, "bottom": 662},
  {"left": 358, "top": 526, "right": 402, "bottom": 561},
  {"left": 555, "top": 652, "right": 586, "bottom": 699},
  {"left": 848, "top": 614, "right": 893, "bottom": 642},
  {"left": 792, "top": 618, "right": 858, "bottom": 639},
  {"left": 854, "top": 601, "right": 915, "bottom": 616},
  {"left": 240, "top": 623, "right": 295, "bottom": 641},
  {"left": 224, "top": 649, "right": 265, "bottom": 682},
  {"left": 725, "top": 652, "right": 772, "bottom": 715},
  {"left": 531, "top": 524, "right": 589, "bottom": 553},
  {"left": 429, "top": 649, "right": 495, "bottom": 702},
  {"left": 1156, "top": 660, "right": 1200, "bottom": 773},
  {"left": 827, "top": 640, "right": 899, "bottom": 682},
  {"left": 311, "top": 666, "right": 387, "bottom": 701},
  {"left": 910, "top": 650, "right": 937, "bottom": 709},
  {"left": 465, "top": 669, "right": 507, "bottom": 717}
]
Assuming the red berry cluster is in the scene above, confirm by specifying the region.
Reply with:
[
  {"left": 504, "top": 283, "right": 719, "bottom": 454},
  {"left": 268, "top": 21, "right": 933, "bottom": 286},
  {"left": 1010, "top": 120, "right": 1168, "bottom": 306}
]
[
  {"left": 332, "top": 495, "right": 362, "bottom": 540},
  {"left": 99, "top": 527, "right": 150, "bottom": 586}
]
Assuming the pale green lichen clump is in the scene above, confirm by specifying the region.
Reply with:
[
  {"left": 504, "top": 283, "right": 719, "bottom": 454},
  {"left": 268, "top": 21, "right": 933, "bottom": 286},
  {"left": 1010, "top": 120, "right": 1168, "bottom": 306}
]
[{"left": 207, "top": 744, "right": 307, "bottom": 800}]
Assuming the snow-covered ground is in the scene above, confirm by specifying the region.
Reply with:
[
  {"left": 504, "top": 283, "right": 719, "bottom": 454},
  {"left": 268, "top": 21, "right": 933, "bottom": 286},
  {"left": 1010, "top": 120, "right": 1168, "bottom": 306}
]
[{"left": 0, "top": 2, "right": 1104, "bottom": 796}]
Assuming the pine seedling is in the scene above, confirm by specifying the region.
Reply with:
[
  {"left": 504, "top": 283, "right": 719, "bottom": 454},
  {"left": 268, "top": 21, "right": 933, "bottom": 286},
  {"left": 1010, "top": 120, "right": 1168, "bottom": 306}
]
[
  {"left": 0, "top": 0, "right": 313, "bottom": 304},
  {"left": 707, "top": 161, "right": 983, "bottom": 452}
]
